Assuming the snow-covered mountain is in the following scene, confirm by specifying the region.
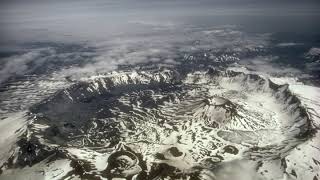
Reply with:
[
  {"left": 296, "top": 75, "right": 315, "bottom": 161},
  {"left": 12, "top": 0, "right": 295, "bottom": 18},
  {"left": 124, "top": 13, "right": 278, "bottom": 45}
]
[{"left": 0, "top": 68, "right": 319, "bottom": 180}]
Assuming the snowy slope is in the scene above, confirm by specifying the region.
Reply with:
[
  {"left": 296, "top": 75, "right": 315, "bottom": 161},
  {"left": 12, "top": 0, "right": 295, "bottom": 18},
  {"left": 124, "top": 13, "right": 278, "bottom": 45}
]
[{"left": 0, "top": 69, "right": 319, "bottom": 180}]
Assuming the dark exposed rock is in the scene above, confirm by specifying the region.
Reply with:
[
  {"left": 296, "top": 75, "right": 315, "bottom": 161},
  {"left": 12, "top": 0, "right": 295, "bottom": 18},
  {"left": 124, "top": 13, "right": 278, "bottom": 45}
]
[
  {"left": 16, "top": 137, "right": 56, "bottom": 167},
  {"left": 223, "top": 145, "right": 239, "bottom": 155},
  {"left": 102, "top": 146, "right": 143, "bottom": 179},
  {"left": 168, "top": 147, "right": 183, "bottom": 157}
]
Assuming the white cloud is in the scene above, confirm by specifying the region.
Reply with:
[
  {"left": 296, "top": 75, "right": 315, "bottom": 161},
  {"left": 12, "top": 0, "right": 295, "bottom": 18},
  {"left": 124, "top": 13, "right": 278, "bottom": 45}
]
[
  {"left": 307, "top": 47, "right": 320, "bottom": 56},
  {"left": 276, "top": 42, "right": 303, "bottom": 47},
  {"left": 237, "top": 56, "right": 304, "bottom": 77},
  {"left": 0, "top": 49, "right": 45, "bottom": 84},
  {"left": 54, "top": 27, "right": 270, "bottom": 80}
]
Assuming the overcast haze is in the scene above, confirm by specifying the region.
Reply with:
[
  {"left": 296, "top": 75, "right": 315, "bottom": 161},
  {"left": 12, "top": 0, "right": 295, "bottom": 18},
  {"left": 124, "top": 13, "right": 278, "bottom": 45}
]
[{"left": 1, "top": 0, "right": 320, "bottom": 46}]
